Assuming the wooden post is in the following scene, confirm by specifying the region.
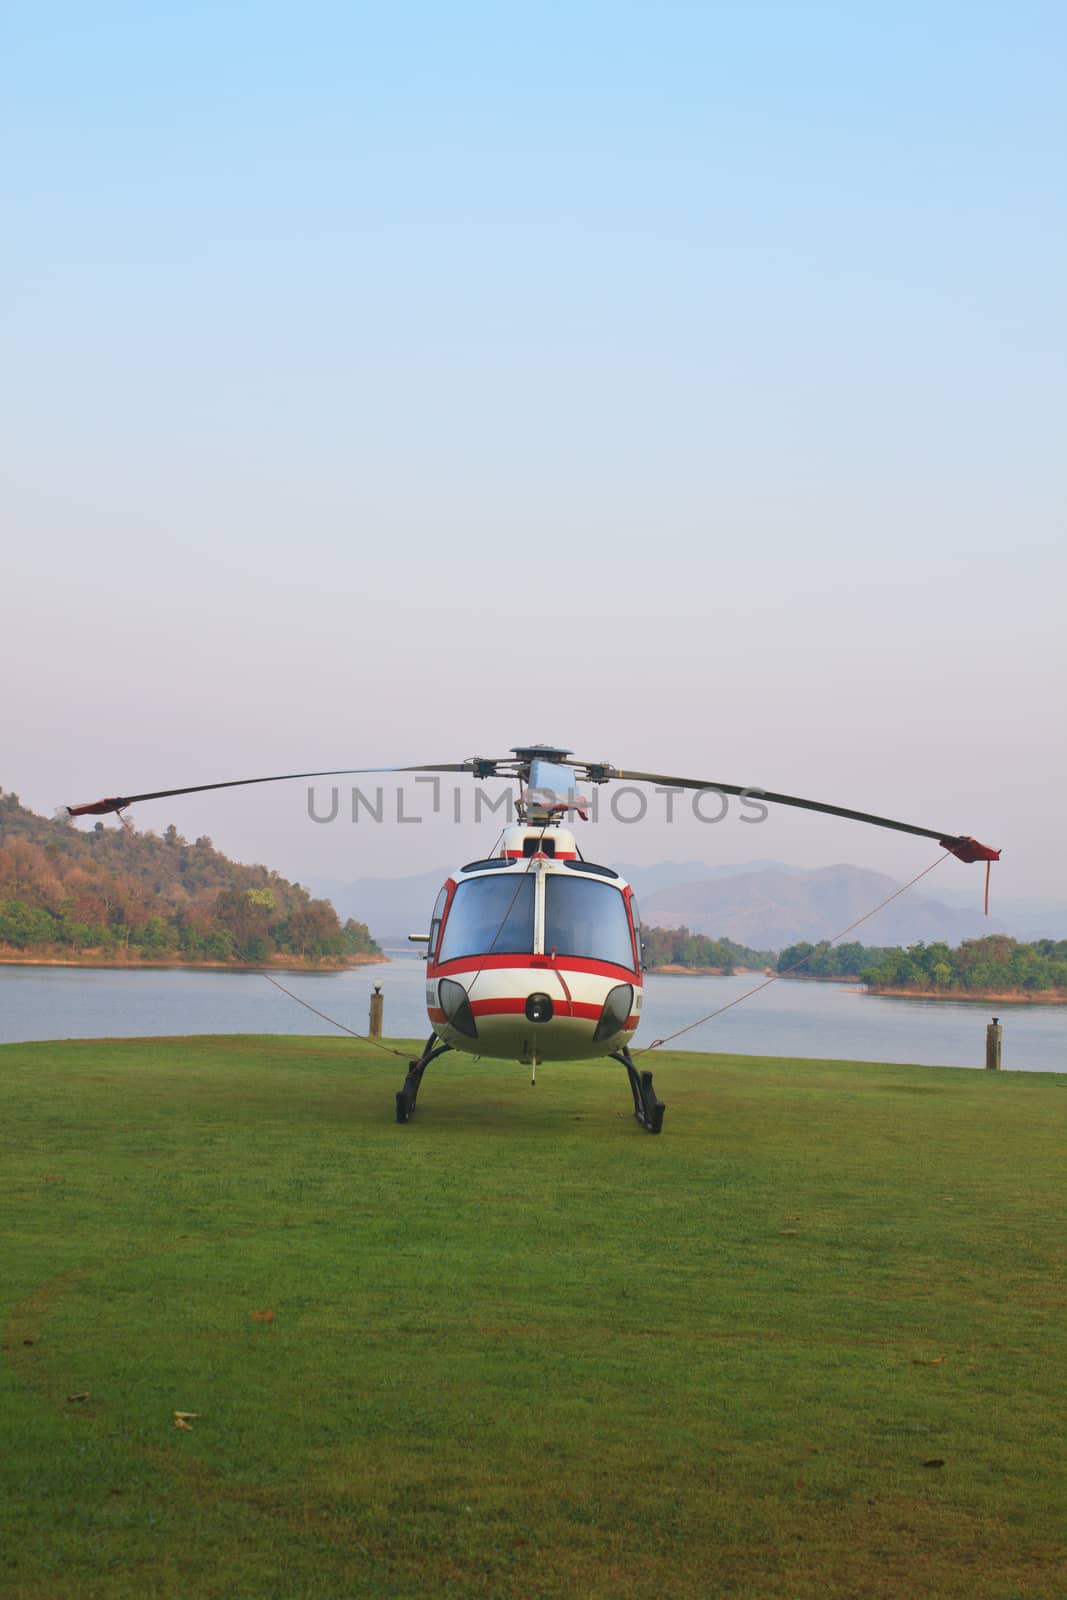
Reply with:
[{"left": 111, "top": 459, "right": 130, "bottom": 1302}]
[
  {"left": 985, "top": 1015, "right": 1002, "bottom": 1072},
  {"left": 369, "top": 984, "right": 384, "bottom": 1038}
]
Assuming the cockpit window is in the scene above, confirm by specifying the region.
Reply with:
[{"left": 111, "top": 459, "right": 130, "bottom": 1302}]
[
  {"left": 544, "top": 875, "right": 636, "bottom": 971},
  {"left": 437, "top": 873, "right": 536, "bottom": 963}
]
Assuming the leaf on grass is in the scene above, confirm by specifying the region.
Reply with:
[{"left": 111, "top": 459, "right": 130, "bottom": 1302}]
[
  {"left": 44, "top": 1175, "right": 62, "bottom": 1183},
  {"left": 778, "top": 1228, "right": 799, "bottom": 1236},
  {"left": 174, "top": 1418, "right": 194, "bottom": 1431},
  {"left": 912, "top": 1356, "right": 945, "bottom": 1366},
  {"left": 173, "top": 1411, "right": 199, "bottom": 1421},
  {"left": 922, "top": 1458, "right": 945, "bottom": 1468},
  {"left": 250, "top": 1309, "right": 275, "bottom": 1323},
  {"left": 67, "top": 1392, "right": 90, "bottom": 1403}
]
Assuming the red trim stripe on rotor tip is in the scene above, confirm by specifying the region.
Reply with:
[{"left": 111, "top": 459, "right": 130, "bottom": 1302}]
[{"left": 935, "top": 835, "right": 1000, "bottom": 864}]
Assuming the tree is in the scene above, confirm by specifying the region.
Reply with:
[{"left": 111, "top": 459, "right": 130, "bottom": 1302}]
[
  {"left": 214, "top": 888, "right": 274, "bottom": 956},
  {"left": 286, "top": 900, "right": 342, "bottom": 958}
]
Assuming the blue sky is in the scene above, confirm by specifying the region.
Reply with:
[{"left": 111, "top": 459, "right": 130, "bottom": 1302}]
[{"left": 2, "top": 2, "right": 1064, "bottom": 905}]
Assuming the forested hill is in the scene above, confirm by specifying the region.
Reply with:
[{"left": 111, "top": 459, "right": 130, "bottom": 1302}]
[{"left": 0, "top": 790, "right": 381, "bottom": 966}]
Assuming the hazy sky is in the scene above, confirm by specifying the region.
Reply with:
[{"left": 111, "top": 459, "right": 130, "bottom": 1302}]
[{"left": 3, "top": 2, "right": 1064, "bottom": 906}]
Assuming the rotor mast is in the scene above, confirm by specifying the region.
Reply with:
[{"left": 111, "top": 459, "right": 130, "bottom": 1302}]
[{"left": 507, "top": 745, "right": 591, "bottom": 825}]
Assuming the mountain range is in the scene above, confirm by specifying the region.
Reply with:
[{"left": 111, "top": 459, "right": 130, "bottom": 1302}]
[
  {"left": 636, "top": 863, "right": 1000, "bottom": 949},
  {"left": 309, "top": 858, "right": 1062, "bottom": 950}
]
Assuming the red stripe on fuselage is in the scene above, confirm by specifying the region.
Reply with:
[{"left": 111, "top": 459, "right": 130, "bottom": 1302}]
[
  {"left": 430, "top": 953, "right": 639, "bottom": 983},
  {"left": 468, "top": 997, "right": 601, "bottom": 1021}
]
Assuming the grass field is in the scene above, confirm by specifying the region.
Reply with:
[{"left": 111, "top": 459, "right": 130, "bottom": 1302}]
[{"left": 1, "top": 1036, "right": 1065, "bottom": 1600}]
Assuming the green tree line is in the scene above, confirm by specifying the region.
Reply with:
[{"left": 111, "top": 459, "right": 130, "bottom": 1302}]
[
  {"left": 641, "top": 925, "right": 775, "bottom": 974},
  {"left": 775, "top": 941, "right": 896, "bottom": 979},
  {"left": 859, "top": 935, "right": 1067, "bottom": 994},
  {"left": 642, "top": 921, "right": 1067, "bottom": 994},
  {"left": 0, "top": 790, "right": 380, "bottom": 965},
  {"left": 778, "top": 935, "right": 1067, "bottom": 993}
]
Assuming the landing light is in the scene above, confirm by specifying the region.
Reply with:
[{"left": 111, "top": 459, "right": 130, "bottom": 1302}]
[{"left": 525, "top": 993, "right": 554, "bottom": 1023}]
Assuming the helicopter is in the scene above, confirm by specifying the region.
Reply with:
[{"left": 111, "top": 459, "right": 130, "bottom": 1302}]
[{"left": 60, "top": 743, "right": 1000, "bottom": 1134}]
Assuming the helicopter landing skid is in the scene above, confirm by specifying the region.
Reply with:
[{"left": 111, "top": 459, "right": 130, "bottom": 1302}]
[
  {"left": 396, "top": 1035, "right": 453, "bottom": 1124},
  {"left": 612, "top": 1045, "right": 665, "bottom": 1135}
]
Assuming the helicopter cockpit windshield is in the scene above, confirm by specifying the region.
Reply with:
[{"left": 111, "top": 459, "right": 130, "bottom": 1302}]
[
  {"left": 544, "top": 875, "right": 636, "bottom": 970},
  {"left": 435, "top": 869, "right": 638, "bottom": 971}
]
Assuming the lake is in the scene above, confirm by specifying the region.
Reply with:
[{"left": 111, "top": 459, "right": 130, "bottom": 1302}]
[{"left": 1, "top": 956, "right": 1063, "bottom": 1073}]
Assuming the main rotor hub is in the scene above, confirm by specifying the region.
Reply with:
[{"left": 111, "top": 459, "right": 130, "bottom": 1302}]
[{"left": 510, "top": 744, "right": 573, "bottom": 767}]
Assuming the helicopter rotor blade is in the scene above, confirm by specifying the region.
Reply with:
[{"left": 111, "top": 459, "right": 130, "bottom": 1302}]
[
  {"left": 59, "top": 763, "right": 475, "bottom": 819},
  {"left": 58, "top": 746, "right": 1001, "bottom": 869},
  {"left": 584, "top": 765, "right": 999, "bottom": 865}
]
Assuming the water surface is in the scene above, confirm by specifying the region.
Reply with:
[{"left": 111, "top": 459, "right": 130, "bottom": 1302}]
[{"left": 1, "top": 958, "right": 1062, "bottom": 1073}]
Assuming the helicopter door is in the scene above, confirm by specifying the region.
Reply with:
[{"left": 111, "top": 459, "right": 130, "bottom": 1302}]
[
  {"left": 543, "top": 876, "right": 638, "bottom": 972},
  {"left": 629, "top": 894, "right": 644, "bottom": 970}
]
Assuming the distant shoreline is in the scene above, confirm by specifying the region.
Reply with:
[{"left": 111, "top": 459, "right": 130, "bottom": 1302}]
[
  {"left": 645, "top": 966, "right": 1066, "bottom": 1005},
  {"left": 862, "top": 984, "right": 1066, "bottom": 1006},
  {"left": 0, "top": 951, "right": 389, "bottom": 973},
  {"left": 646, "top": 963, "right": 763, "bottom": 977},
  {"left": 647, "top": 967, "right": 866, "bottom": 981}
]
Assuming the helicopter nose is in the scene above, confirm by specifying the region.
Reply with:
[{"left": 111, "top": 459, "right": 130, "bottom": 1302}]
[{"left": 525, "top": 993, "right": 554, "bottom": 1023}]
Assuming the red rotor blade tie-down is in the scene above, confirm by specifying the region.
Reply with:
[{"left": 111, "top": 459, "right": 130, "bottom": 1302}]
[
  {"left": 66, "top": 796, "right": 131, "bottom": 817},
  {"left": 938, "top": 836, "right": 1002, "bottom": 915},
  {"left": 938, "top": 836, "right": 1001, "bottom": 865}
]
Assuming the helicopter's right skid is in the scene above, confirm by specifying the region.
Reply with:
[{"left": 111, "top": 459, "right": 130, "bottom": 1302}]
[{"left": 612, "top": 1045, "right": 665, "bottom": 1134}]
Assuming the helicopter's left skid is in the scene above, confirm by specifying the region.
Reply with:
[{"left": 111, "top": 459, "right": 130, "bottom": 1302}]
[{"left": 396, "top": 1035, "right": 453, "bottom": 1124}]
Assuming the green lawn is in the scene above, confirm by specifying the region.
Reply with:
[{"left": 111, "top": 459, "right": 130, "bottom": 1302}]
[{"left": 1, "top": 1036, "right": 1064, "bottom": 1600}]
